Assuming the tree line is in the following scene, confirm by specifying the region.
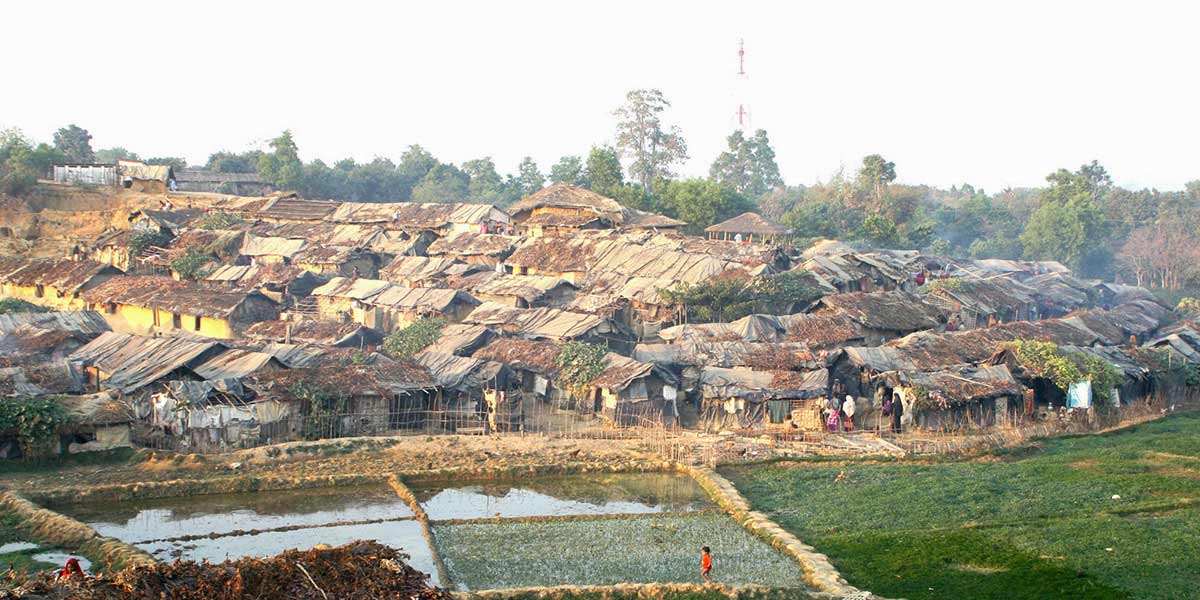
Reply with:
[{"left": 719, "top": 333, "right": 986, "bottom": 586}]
[{"left": 3, "top": 88, "right": 1199, "bottom": 288}]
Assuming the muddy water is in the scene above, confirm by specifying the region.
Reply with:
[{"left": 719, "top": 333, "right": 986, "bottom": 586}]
[{"left": 411, "top": 472, "right": 714, "bottom": 520}]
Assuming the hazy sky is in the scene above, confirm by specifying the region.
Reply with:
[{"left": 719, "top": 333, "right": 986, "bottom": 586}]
[{"left": 2, "top": 1, "right": 1196, "bottom": 192}]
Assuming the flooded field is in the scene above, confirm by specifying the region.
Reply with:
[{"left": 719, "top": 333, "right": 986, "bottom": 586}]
[
  {"left": 57, "top": 473, "right": 804, "bottom": 591},
  {"left": 410, "top": 472, "right": 714, "bottom": 520}
]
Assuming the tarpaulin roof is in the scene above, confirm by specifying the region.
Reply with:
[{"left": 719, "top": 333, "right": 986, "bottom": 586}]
[
  {"left": 0, "top": 258, "right": 117, "bottom": 294},
  {"left": 0, "top": 311, "right": 110, "bottom": 336},
  {"left": 700, "top": 366, "right": 828, "bottom": 401},
  {"left": 818, "top": 291, "right": 944, "bottom": 333},
  {"left": 464, "top": 302, "right": 607, "bottom": 341},
  {"left": 413, "top": 350, "right": 505, "bottom": 391}
]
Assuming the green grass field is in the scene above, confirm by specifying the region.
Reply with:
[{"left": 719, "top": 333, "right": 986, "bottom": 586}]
[
  {"left": 724, "top": 412, "right": 1200, "bottom": 600},
  {"left": 0, "top": 511, "right": 57, "bottom": 581},
  {"left": 433, "top": 513, "right": 804, "bottom": 590}
]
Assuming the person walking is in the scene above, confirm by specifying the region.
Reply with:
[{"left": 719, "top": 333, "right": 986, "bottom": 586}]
[
  {"left": 700, "top": 546, "right": 713, "bottom": 584},
  {"left": 890, "top": 391, "right": 904, "bottom": 434}
]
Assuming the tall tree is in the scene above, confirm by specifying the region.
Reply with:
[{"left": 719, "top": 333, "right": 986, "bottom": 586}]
[
  {"left": 709, "top": 129, "right": 783, "bottom": 197},
  {"left": 613, "top": 89, "right": 688, "bottom": 195},
  {"left": 856, "top": 154, "right": 896, "bottom": 208},
  {"left": 397, "top": 145, "right": 437, "bottom": 189},
  {"left": 1020, "top": 164, "right": 1109, "bottom": 273},
  {"left": 53, "top": 124, "right": 94, "bottom": 163},
  {"left": 257, "top": 130, "right": 303, "bottom": 190},
  {"left": 463, "top": 157, "right": 518, "bottom": 206},
  {"left": 411, "top": 163, "right": 469, "bottom": 203},
  {"left": 146, "top": 157, "right": 187, "bottom": 171},
  {"left": 585, "top": 146, "right": 624, "bottom": 197},
  {"left": 658, "top": 179, "right": 755, "bottom": 235},
  {"left": 94, "top": 147, "right": 140, "bottom": 163},
  {"left": 515, "top": 156, "right": 545, "bottom": 196},
  {"left": 207, "top": 150, "right": 263, "bottom": 173},
  {"left": 549, "top": 155, "right": 587, "bottom": 187}
]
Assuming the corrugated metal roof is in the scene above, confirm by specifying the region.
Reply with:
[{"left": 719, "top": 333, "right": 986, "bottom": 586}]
[
  {"left": 70, "top": 332, "right": 228, "bottom": 392},
  {"left": 0, "top": 311, "right": 110, "bottom": 335}
]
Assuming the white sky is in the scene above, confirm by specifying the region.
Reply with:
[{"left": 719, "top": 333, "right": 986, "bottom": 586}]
[{"left": 2, "top": 0, "right": 1196, "bottom": 192}]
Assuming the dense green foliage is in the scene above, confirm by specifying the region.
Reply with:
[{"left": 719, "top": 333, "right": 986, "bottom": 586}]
[
  {"left": 169, "top": 248, "right": 212, "bottom": 281},
  {"left": 1008, "top": 340, "right": 1124, "bottom": 404},
  {"left": 0, "top": 128, "right": 66, "bottom": 196},
  {"left": 193, "top": 210, "right": 244, "bottom": 230},
  {"left": 555, "top": 341, "right": 608, "bottom": 396},
  {"left": 709, "top": 129, "right": 783, "bottom": 197},
  {"left": 382, "top": 318, "right": 445, "bottom": 359},
  {"left": 0, "top": 397, "right": 70, "bottom": 459},
  {"left": 661, "top": 270, "right": 827, "bottom": 323},
  {"left": 287, "top": 381, "right": 349, "bottom": 440},
  {"left": 0, "top": 298, "right": 50, "bottom": 315},
  {"left": 127, "top": 229, "right": 171, "bottom": 256},
  {"left": 726, "top": 412, "right": 1200, "bottom": 599},
  {"left": 52, "top": 124, "right": 94, "bottom": 163}
]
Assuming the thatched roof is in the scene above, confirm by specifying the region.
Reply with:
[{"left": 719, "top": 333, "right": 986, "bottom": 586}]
[
  {"left": 699, "top": 366, "right": 827, "bottom": 401},
  {"left": 885, "top": 364, "right": 1022, "bottom": 408},
  {"left": 0, "top": 259, "right": 118, "bottom": 295},
  {"left": 472, "top": 338, "right": 561, "bottom": 376},
  {"left": 703, "top": 212, "right": 789, "bottom": 235},
  {"left": 818, "top": 291, "right": 944, "bottom": 333}
]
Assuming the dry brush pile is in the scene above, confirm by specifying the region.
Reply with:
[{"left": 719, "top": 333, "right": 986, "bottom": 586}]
[{"left": 1, "top": 541, "right": 452, "bottom": 600}]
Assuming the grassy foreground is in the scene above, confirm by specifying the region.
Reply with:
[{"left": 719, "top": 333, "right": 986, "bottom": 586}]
[{"left": 724, "top": 412, "right": 1200, "bottom": 600}]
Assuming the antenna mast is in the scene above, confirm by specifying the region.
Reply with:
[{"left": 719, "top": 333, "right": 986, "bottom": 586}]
[{"left": 735, "top": 38, "right": 750, "bottom": 130}]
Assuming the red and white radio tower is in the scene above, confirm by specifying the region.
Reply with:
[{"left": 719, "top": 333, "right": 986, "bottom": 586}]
[{"left": 734, "top": 38, "right": 750, "bottom": 130}]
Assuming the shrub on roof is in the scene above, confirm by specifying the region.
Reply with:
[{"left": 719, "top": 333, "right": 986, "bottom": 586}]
[
  {"left": 0, "top": 298, "right": 50, "bottom": 315},
  {"left": 383, "top": 318, "right": 446, "bottom": 359}
]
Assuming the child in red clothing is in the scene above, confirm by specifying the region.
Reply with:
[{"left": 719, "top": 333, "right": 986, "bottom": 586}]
[{"left": 700, "top": 546, "right": 713, "bottom": 584}]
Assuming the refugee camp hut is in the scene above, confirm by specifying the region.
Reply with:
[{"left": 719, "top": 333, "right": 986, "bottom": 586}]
[
  {"left": 468, "top": 275, "right": 576, "bottom": 308},
  {"left": 919, "top": 277, "right": 1036, "bottom": 329},
  {"left": 291, "top": 245, "right": 380, "bottom": 279},
  {"left": 964, "top": 259, "right": 1070, "bottom": 280},
  {"left": 52, "top": 163, "right": 119, "bottom": 186},
  {"left": 658, "top": 312, "right": 861, "bottom": 348},
  {"left": 1094, "top": 283, "right": 1161, "bottom": 309},
  {"left": 698, "top": 367, "right": 828, "bottom": 430},
  {"left": 239, "top": 233, "right": 308, "bottom": 265},
  {"left": 244, "top": 319, "right": 383, "bottom": 349},
  {"left": 359, "top": 285, "right": 479, "bottom": 332},
  {"left": 378, "top": 256, "right": 479, "bottom": 287},
  {"left": 0, "top": 258, "right": 122, "bottom": 310},
  {"left": 1062, "top": 301, "right": 1171, "bottom": 346},
  {"left": 254, "top": 196, "right": 340, "bottom": 223},
  {"left": 82, "top": 277, "right": 279, "bottom": 339},
  {"left": 0, "top": 312, "right": 110, "bottom": 367},
  {"left": 174, "top": 168, "right": 274, "bottom": 195},
  {"left": 463, "top": 302, "right": 631, "bottom": 350},
  {"left": 57, "top": 392, "right": 135, "bottom": 454},
  {"left": 0, "top": 310, "right": 110, "bottom": 338},
  {"left": 128, "top": 209, "right": 204, "bottom": 237},
  {"left": 0, "top": 360, "right": 84, "bottom": 399},
  {"left": 414, "top": 351, "right": 518, "bottom": 432},
  {"left": 471, "top": 337, "right": 569, "bottom": 409},
  {"left": 424, "top": 323, "right": 496, "bottom": 356},
  {"left": 798, "top": 252, "right": 909, "bottom": 293},
  {"left": 68, "top": 331, "right": 229, "bottom": 393},
  {"left": 815, "top": 291, "right": 944, "bottom": 344},
  {"left": 588, "top": 353, "right": 680, "bottom": 427},
  {"left": 881, "top": 364, "right": 1024, "bottom": 431},
  {"left": 257, "top": 343, "right": 393, "bottom": 369},
  {"left": 426, "top": 232, "right": 520, "bottom": 267},
  {"left": 248, "top": 360, "right": 436, "bottom": 436},
  {"left": 204, "top": 263, "right": 322, "bottom": 303},
  {"left": 310, "top": 277, "right": 392, "bottom": 322},
  {"left": 1145, "top": 321, "right": 1200, "bottom": 363},
  {"left": 508, "top": 184, "right": 636, "bottom": 237},
  {"left": 505, "top": 236, "right": 596, "bottom": 282},
  {"left": 330, "top": 202, "right": 512, "bottom": 237},
  {"left": 704, "top": 212, "right": 790, "bottom": 244},
  {"left": 118, "top": 159, "right": 173, "bottom": 192},
  {"left": 1025, "top": 272, "right": 1094, "bottom": 317}
]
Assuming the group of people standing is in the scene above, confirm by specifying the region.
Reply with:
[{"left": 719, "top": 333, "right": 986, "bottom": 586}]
[
  {"left": 825, "top": 380, "right": 905, "bottom": 434},
  {"left": 825, "top": 380, "right": 856, "bottom": 432}
]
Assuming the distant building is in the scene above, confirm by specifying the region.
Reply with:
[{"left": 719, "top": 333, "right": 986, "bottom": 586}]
[
  {"left": 174, "top": 168, "right": 274, "bottom": 196},
  {"left": 52, "top": 164, "right": 119, "bottom": 186}
]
